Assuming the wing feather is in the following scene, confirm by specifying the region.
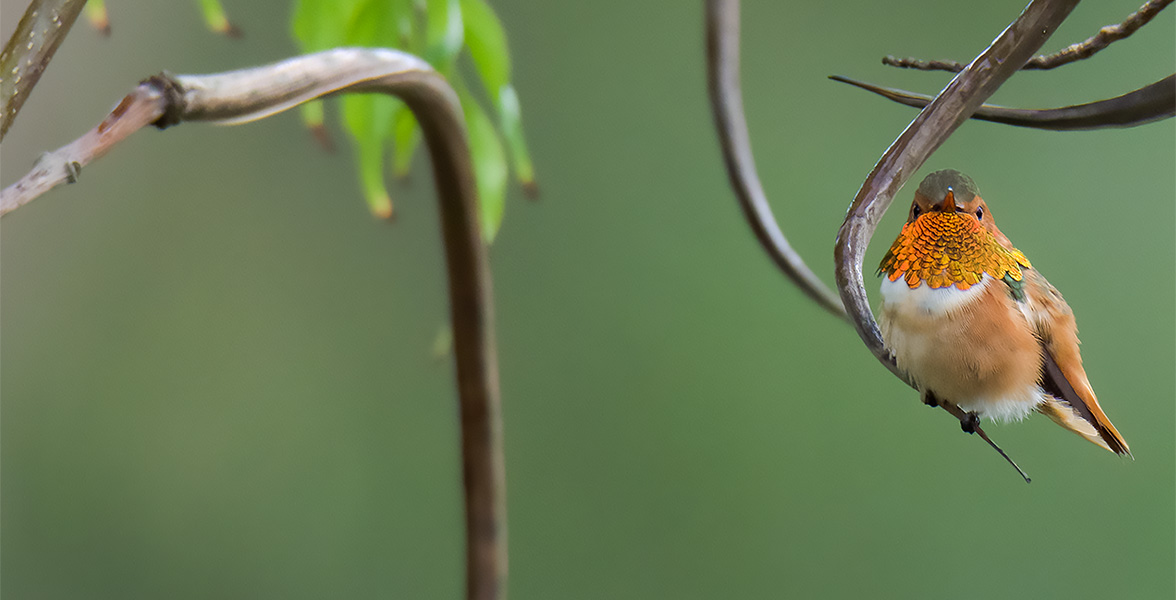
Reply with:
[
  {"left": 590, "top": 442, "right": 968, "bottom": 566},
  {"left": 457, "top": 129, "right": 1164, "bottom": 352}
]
[{"left": 1018, "top": 270, "right": 1131, "bottom": 456}]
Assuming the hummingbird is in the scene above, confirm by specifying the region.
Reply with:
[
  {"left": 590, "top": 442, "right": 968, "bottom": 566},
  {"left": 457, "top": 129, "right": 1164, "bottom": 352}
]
[{"left": 877, "top": 169, "right": 1130, "bottom": 457}]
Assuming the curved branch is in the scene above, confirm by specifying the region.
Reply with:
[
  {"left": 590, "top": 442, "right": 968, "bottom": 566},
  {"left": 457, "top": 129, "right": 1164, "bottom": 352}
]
[
  {"left": 834, "top": 0, "right": 1079, "bottom": 384},
  {"left": 705, "top": 0, "right": 1060, "bottom": 481},
  {"left": 882, "top": 0, "right": 1171, "bottom": 72},
  {"left": 830, "top": 74, "right": 1176, "bottom": 131},
  {"left": 704, "top": 0, "right": 848, "bottom": 321},
  {"left": 1, "top": 48, "right": 506, "bottom": 600},
  {"left": 0, "top": 0, "right": 87, "bottom": 140}
]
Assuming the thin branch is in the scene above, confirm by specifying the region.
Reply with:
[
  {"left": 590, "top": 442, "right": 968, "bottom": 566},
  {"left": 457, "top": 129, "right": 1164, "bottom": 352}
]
[
  {"left": 833, "top": 0, "right": 1079, "bottom": 387},
  {"left": 1026, "top": 0, "right": 1171, "bottom": 68},
  {"left": 1, "top": 48, "right": 506, "bottom": 600},
  {"left": 830, "top": 74, "right": 1176, "bottom": 130},
  {"left": 880, "top": 57, "right": 965, "bottom": 72},
  {"left": 938, "top": 399, "right": 1031, "bottom": 483},
  {"left": 0, "top": 0, "right": 88, "bottom": 140},
  {"left": 0, "top": 81, "right": 166, "bottom": 214},
  {"left": 703, "top": 0, "right": 848, "bottom": 321},
  {"left": 883, "top": 0, "right": 1170, "bottom": 72}
]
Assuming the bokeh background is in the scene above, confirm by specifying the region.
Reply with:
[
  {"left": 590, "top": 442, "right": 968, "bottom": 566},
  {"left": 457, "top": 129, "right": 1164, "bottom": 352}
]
[{"left": 2, "top": 1, "right": 1173, "bottom": 598}]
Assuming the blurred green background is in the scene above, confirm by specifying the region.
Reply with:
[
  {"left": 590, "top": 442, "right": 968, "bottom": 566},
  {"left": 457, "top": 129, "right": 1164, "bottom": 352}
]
[{"left": 2, "top": 1, "right": 1172, "bottom": 598}]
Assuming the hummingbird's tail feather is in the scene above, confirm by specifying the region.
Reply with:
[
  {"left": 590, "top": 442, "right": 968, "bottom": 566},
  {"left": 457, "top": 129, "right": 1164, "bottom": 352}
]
[
  {"left": 1038, "top": 352, "right": 1132, "bottom": 457},
  {"left": 1022, "top": 269, "right": 1131, "bottom": 457}
]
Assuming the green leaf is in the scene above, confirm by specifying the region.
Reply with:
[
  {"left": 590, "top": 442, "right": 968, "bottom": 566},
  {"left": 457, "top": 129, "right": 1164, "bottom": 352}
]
[
  {"left": 460, "top": 0, "right": 510, "bottom": 96},
  {"left": 390, "top": 105, "right": 421, "bottom": 178},
  {"left": 289, "top": 0, "right": 534, "bottom": 229},
  {"left": 343, "top": 94, "right": 399, "bottom": 218},
  {"left": 425, "top": 0, "right": 464, "bottom": 72},
  {"left": 299, "top": 100, "right": 338, "bottom": 151},
  {"left": 345, "top": 0, "right": 406, "bottom": 46},
  {"left": 339, "top": 1, "right": 419, "bottom": 216},
  {"left": 458, "top": 88, "right": 508, "bottom": 243},
  {"left": 496, "top": 84, "right": 535, "bottom": 189},
  {"left": 199, "top": 0, "right": 241, "bottom": 37},
  {"left": 291, "top": 0, "right": 362, "bottom": 50},
  {"left": 300, "top": 100, "right": 325, "bottom": 129},
  {"left": 459, "top": 1, "right": 534, "bottom": 192},
  {"left": 84, "top": 0, "right": 110, "bottom": 35}
]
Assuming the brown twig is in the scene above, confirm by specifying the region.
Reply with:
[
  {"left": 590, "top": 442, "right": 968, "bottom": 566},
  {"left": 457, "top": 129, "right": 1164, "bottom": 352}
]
[
  {"left": 830, "top": 74, "right": 1176, "bottom": 130},
  {"left": 0, "top": 82, "right": 167, "bottom": 214},
  {"left": 0, "top": 0, "right": 88, "bottom": 140},
  {"left": 883, "top": 0, "right": 1171, "bottom": 72},
  {"left": 0, "top": 48, "right": 506, "bottom": 600},
  {"left": 703, "top": 0, "right": 848, "bottom": 321}
]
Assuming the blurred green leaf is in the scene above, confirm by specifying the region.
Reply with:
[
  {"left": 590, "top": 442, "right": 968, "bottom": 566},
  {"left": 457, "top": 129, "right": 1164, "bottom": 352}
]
[
  {"left": 84, "top": 0, "right": 111, "bottom": 35},
  {"left": 459, "top": 88, "right": 508, "bottom": 242},
  {"left": 292, "top": 1, "right": 360, "bottom": 142},
  {"left": 460, "top": 1, "right": 534, "bottom": 191},
  {"left": 425, "top": 0, "right": 464, "bottom": 72},
  {"left": 299, "top": 100, "right": 337, "bottom": 151},
  {"left": 199, "top": 0, "right": 241, "bottom": 37},
  {"left": 390, "top": 105, "right": 420, "bottom": 178},
  {"left": 497, "top": 84, "right": 535, "bottom": 190},
  {"left": 292, "top": 0, "right": 361, "bottom": 50},
  {"left": 343, "top": 94, "right": 398, "bottom": 218},
  {"left": 344, "top": 0, "right": 407, "bottom": 46},
  {"left": 289, "top": 0, "right": 534, "bottom": 236},
  {"left": 460, "top": 0, "right": 510, "bottom": 96},
  {"left": 301, "top": 100, "right": 325, "bottom": 129}
]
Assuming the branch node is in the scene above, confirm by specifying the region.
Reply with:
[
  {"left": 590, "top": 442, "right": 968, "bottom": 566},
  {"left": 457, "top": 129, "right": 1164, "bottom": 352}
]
[
  {"left": 143, "top": 72, "right": 186, "bottom": 129},
  {"left": 65, "top": 160, "right": 81, "bottom": 184}
]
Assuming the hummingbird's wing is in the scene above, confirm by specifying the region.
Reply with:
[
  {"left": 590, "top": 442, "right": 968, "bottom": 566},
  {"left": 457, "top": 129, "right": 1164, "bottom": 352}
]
[{"left": 1016, "top": 269, "right": 1131, "bottom": 456}]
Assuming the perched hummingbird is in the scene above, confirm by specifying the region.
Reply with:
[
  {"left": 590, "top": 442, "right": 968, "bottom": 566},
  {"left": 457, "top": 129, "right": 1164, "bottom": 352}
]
[{"left": 877, "top": 170, "right": 1130, "bottom": 456}]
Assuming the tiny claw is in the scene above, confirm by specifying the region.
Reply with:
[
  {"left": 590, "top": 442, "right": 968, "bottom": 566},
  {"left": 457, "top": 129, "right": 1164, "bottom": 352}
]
[
  {"left": 960, "top": 412, "right": 980, "bottom": 434},
  {"left": 65, "top": 161, "right": 82, "bottom": 184},
  {"left": 921, "top": 390, "right": 939, "bottom": 407}
]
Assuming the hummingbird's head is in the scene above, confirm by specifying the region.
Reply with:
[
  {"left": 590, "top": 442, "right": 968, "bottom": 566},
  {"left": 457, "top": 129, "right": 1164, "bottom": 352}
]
[
  {"left": 908, "top": 169, "right": 1010, "bottom": 248},
  {"left": 879, "top": 170, "right": 1030, "bottom": 290}
]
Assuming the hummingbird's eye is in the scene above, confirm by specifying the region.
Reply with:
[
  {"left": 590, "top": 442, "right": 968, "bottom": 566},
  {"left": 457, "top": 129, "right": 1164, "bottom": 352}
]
[
  {"left": 912, "top": 204, "right": 922, "bottom": 218},
  {"left": 975, "top": 207, "right": 985, "bottom": 220}
]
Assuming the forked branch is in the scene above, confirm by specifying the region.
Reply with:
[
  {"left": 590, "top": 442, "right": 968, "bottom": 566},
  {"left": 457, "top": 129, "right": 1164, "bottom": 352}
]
[
  {"left": 835, "top": 0, "right": 1076, "bottom": 382},
  {"left": 1, "top": 48, "right": 506, "bottom": 600},
  {"left": 882, "top": 0, "right": 1171, "bottom": 72},
  {"left": 706, "top": 0, "right": 1083, "bottom": 482},
  {"left": 834, "top": 0, "right": 1079, "bottom": 478}
]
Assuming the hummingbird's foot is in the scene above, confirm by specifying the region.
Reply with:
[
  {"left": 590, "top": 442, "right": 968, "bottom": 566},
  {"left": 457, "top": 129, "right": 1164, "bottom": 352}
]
[
  {"left": 921, "top": 390, "right": 939, "bottom": 408},
  {"left": 959, "top": 412, "right": 981, "bottom": 434}
]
